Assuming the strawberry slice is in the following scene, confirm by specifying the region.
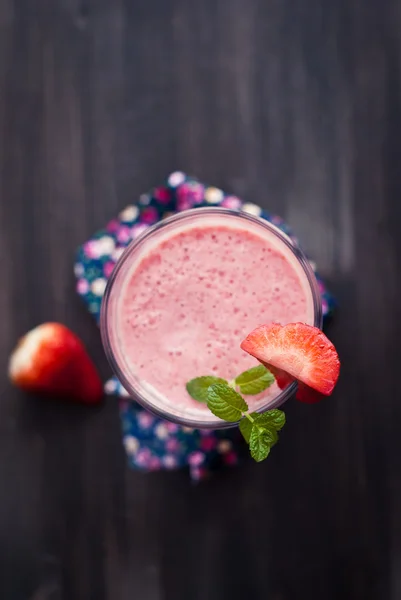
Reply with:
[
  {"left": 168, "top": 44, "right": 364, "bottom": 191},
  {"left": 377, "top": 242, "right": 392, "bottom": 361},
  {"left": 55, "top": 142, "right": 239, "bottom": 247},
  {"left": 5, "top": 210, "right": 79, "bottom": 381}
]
[
  {"left": 241, "top": 322, "right": 340, "bottom": 401},
  {"left": 264, "top": 363, "right": 294, "bottom": 390},
  {"left": 8, "top": 323, "right": 103, "bottom": 404},
  {"left": 265, "top": 362, "right": 323, "bottom": 403},
  {"left": 295, "top": 383, "right": 324, "bottom": 404}
]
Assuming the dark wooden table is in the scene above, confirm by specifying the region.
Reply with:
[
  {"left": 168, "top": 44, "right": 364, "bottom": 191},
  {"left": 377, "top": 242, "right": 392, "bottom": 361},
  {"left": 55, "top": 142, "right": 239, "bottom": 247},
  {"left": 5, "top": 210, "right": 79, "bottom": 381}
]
[{"left": 1, "top": 1, "right": 401, "bottom": 598}]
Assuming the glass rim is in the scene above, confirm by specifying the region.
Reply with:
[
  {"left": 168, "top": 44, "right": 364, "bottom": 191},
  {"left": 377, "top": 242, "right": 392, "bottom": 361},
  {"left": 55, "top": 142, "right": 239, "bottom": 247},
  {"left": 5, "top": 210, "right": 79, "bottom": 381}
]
[{"left": 100, "top": 207, "right": 323, "bottom": 429}]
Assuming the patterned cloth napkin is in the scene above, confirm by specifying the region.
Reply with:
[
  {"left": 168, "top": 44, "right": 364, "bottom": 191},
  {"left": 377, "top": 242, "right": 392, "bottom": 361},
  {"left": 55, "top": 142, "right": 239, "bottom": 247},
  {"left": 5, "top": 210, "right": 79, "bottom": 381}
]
[{"left": 74, "top": 172, "right": 334, "bottom": 481}]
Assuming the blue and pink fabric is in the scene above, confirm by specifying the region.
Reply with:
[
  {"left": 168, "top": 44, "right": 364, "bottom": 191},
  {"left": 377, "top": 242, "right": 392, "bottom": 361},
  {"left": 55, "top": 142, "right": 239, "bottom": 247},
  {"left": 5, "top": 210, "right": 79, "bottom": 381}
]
[{"left": 74, "top": 172, "right": 334, "bottom": 481}]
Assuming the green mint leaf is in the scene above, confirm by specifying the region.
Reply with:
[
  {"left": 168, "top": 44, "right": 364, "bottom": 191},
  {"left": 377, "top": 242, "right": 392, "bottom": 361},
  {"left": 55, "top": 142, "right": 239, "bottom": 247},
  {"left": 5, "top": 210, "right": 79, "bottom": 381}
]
[
  {"left": 239, "top": 417, "right": 253, "bottom": 443},
  {"left": 249, "top": 425, "right": 276, "bottom": 462},
  {"left": 239, "top": 408, "right": 286, "bottom": 445},
  {"left": 257, "top": 422, "right": 278, "bottom": 447},
  {"left": 186, "top": 376, "right": 228, "bottom": 403},
  {"left": 254, "top": 409, "right": 286, "bottom": 432},
  {"left": 235, "top": 365, "right": 275, "bottom": 395},
  {"left": 207, "top": 383, "right": 248, "bottom": 422}
]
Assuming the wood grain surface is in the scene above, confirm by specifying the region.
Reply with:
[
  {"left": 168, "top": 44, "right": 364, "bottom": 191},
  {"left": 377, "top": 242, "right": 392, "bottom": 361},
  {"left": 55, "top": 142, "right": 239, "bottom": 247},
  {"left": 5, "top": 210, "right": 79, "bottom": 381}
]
[{"left": 1, "top": 1, "right": 401, "bottom": 599}]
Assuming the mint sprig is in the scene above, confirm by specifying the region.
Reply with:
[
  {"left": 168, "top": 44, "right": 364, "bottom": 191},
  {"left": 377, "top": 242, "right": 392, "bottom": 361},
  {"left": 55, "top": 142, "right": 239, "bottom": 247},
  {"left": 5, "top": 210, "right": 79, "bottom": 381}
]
[
  {"left": 186, "top": 365, "right": 285, "bottom": 463},
  {"left": 207, "top": 383, "right": 248, "bottom": 421},
  {"left": 186, "top": 376, "right": 228, "bottom": 403},
  {"left": 252, "top": 409, "right": 286, "bottom": 432},
  {"left": 249, "top": 424, "right": 274, "bottom": 462},
  {"left": 238, "top": 416, "right": 253, "bottom": 443},
  {"left": 235, "top": 364, "right": 275, "bottom": 395}
]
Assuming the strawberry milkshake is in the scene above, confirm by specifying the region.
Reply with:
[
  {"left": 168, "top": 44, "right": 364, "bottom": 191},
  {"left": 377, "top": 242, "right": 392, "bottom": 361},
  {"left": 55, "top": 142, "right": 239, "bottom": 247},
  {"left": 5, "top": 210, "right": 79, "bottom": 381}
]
[{"left": 101, "top": 208, "right": 322, "bottom": 427}]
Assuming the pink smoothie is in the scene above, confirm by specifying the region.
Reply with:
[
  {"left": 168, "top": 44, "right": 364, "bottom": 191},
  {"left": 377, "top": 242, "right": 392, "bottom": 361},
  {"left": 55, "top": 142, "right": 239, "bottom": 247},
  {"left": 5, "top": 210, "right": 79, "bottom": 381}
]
[{"left": 112, "top": 212, "right": 315, "bottom": 423}]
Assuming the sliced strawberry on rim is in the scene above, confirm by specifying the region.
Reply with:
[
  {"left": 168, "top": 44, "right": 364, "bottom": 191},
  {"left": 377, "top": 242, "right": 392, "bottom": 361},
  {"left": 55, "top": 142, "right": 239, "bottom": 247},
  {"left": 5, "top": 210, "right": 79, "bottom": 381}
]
[
  {"left": 264, "top": 362, "right": 323, "bottom": 403},
  {"left": 8, "top": 323, "right": 103, "bottom": 404},
  {"left": 241, "top": 322, "right": 340, "bottom": 402},
  {"left": 295, "top": 383, "right": 325, "bottom": 404},
  {"left": 264, "top": 363, "right": 294, "bottom": 390}
]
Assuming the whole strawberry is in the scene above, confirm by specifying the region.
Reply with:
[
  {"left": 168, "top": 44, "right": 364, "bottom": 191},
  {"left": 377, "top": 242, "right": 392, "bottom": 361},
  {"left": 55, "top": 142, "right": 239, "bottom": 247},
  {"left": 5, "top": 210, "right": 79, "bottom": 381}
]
[{"left": 9, "top": 323, "right": 103, "bottom": 404}]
